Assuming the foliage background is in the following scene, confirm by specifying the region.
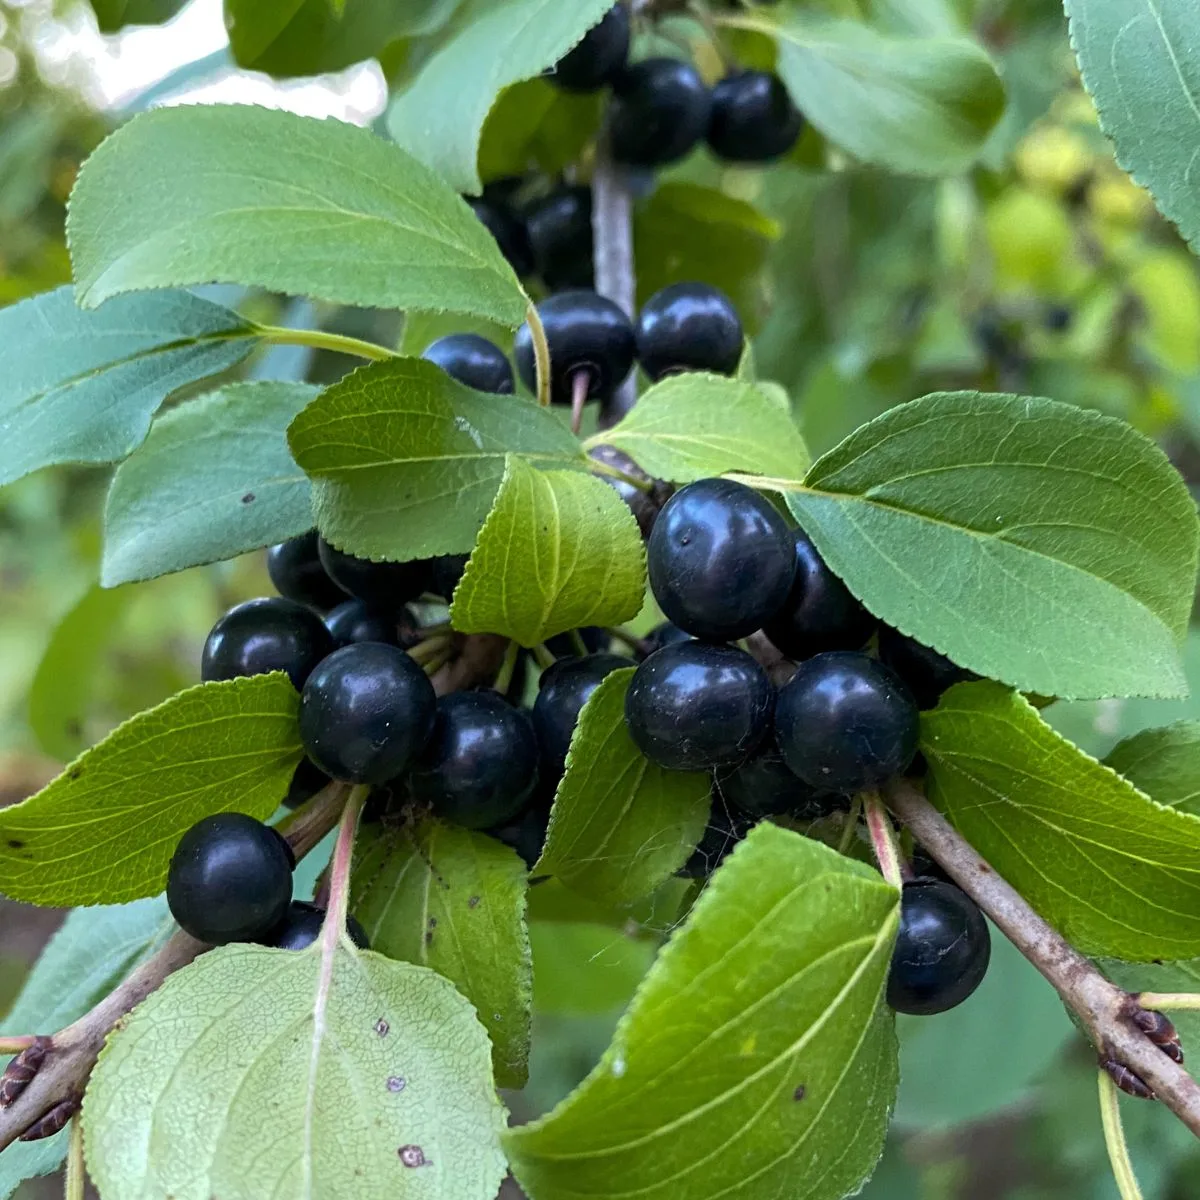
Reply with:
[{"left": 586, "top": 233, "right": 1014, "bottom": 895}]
[{"left": 2, "top": 0, "right": 1200, "bottom": 1196}]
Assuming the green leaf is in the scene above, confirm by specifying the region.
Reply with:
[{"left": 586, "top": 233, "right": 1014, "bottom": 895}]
[
  {"left": 83, "top": 941, "right": 507, "bottom": 1200},
  {"left": 0, "top": 675, "right": 303, "bottom": 906},
  {"left": 537, "top": 669, "right": 711, "bottom": 906},
  {"left": 89, "top": 0, "right": 187, "bottom": 32},
  {"left": 102, "top": 382, "right": 319, "bottom": 587},
  {"left": 68, "top": 105, "right": 527, "bottom": 326},
  {"left": 28, "top": 583, "right": 133, "bottom": 761},
  {"left": 387, "top": 0, "right": 617, "bottom": 192},
  {"left": 781, "top": 392, "right": 1198, "bottom": 701},
  {"left": 506, "top": 824, "right": 900, "bottom": 1200},
  {"left": 288, "top": 357, "right": 583, "bottom": 562},
  {"left": 587, "top": 373, "right": 810, "bottom": 484},
  {"left": 923, "top": 681, "right": 1200, "bottom": 960},
  {"left": 0, "top": 285, "right": 256, "bottom": 488},
  {"left": 450, "top": 458, "right": 645, "bottom": 647},
  {"left": 768, "top": 15, "right": 1005, "bottom": 174},
  {"left": 1064, "top": 0, "right": 1200, "bottom": 253},
  {"left": 351, "top": 818, "right": 531, "bottom": 1089},
  {"left": 1105, "top": 722, "right": 1200, "bottom": 817},
  {"left": 0, "top": 898, "right": 172, "bottom": 1200}
]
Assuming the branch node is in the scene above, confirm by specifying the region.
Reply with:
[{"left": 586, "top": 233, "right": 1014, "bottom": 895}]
[
  {"left": 18, "top": 1095, "right": 80, "bottom": 1142},
  {"left": 1101, "top": 1056, "right": 1155, "bottom": 1101},
  {"left": 0, "top": 1037, "right": 51, "bottom": 1108}
]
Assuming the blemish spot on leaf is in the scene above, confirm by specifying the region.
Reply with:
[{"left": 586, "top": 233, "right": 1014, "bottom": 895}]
[
  {"left": 793, "top": 1084, "right": 807, "bottom": 1102},
  {"left": 375, "top": 1018, "right": 390, "bottom": 1037},
  {"left": 398, "top": 1145, "right": 430, "bottom": 1168},
  {"left": 387, "top": 1076, "right": 406, "bottom": 1093},
  {"left": 241, "top": 492, "right": 256, "bottom": 504},
  {"left": 6, "top": 839, "right": 24, "bottom": 850},
  {"left": 468, "top": 895, "right": 481, "bottom": 909}
]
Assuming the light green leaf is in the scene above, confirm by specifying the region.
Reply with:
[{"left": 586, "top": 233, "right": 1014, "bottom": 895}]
[
  {"left": 923, "top": 681, "right": 1200, "bottom": 961},
  {"left": 288, "top": 357, "right": 583, "bottom": 562},
  {"left": 68, "top": 105, "right": 527, "bottom": 326},
  {"left": 28, "top": 583, "right": 133, "bottom": 761},
  {"left": 351, "top": 818, "right": 531, "bottom": 1088},
  {"left": 83, "top": 941, "right": 507, "bottom": 1200},
  {"left": 102, "top": 382, "right": 319, "bottom": 587},
  {"left": 388, "top": 0, "right": 617, "bottom": 192},
  {"left": 0, "top": 675, "right": 303, "bottom": 906},
  {"left": 89, "top": 0, "right": 187, "bottom": 32},
  {"left": 506, "top": 824, "right": 900, "bottom": 1200},
  {"left": 0, "top": 286, "right": 256, "bottom": 488},
  {"left": 1064, "top": 0, "right": 1200, "bottom": 252},
  {"left": 781, "top": 392, "right": 1198, "bottom": 701},
  {"left": 537, "top": 669, "right": 711, "bottom": 906},
  {"left": 0, "top": 898, "right": 172, "bottom": 1200},
  {"left": 1105, "top": 722, "right": 1200, "bottom": 817},
  {"left": 768, "top": 15, "right": 1005, "bottom": 174},
  {"left": 450, "top": 457, "right": 645, "bottom": 647},
  {"left": 587, "top": 373, "right": 810, "bottom": 484}
]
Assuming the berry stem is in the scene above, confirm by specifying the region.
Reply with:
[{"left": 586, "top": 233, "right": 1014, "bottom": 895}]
[
  {"left": 526, "top": 301, "right": 552, "bottom": 407},
  {"left": 408, "top": 634, "right": 454, "bottom": 665},
  {"left": 253, "top": 323, "right": 397, "bottom": 363},
  {"left": 275, "top": 779, "right": 351, "bottom": 859},
  {"left": 65, "top": 1116, "right": 85, "bottom": 1200},
  {"left": 863, "top": 790, "right": 903, "bottom": 888},
  {"left": 492, "top": 640, "right": 520, "bottom": 695},
  {"left": 570, "top": 369, "right": 590, "bottom": 435},
  {"left": 585, "top": 455, "right": 656, "bottom": 494},
  {"left": 605, "top": 626, "right": 654, "bottom": 656},
  {"left": 322, "top": 784, "right": 367, "bottom": 953},
  {"left": 1099, "top": 1069, "right": 1145, "bottom": 1200},
  {"left": 532, "top": 643, "right": 557, "bottom": 670},
  {"left": 421, "top": 645, "right": 455, "bottom": 677},
  {"left": 1137, "top": 993, "right": 1200, "bottom": 1011},
  {"left": 0, "top": 1036, "right": 37, "bottom": 1056},
  {"left": 568, "top": 628, "right": 590, "bottom": 656},
  {"left": 836, "top": 795, "right": 863, "bottom": 856}
]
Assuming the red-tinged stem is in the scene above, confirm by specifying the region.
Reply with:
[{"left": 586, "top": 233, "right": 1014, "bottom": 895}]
[{"left": 570, "top": 370, "right": 590, "bottom": 435}]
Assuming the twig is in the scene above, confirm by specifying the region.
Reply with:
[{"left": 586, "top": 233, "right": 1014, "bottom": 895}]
[
  {"left": 886, "top": 778, "right": 1200, "bottom": 1140},
  {"left": 430, "top": 632, "right": 510, "bottom": 698},
  {"left": 0, "top": 782, "right": 349, "bottom": 1153},
  {"left": 591, "top": 136, "right": 638, "bottom": 430},
  {"left": 1099, "top": 1070, "right": 1145, "bottom": 1200}
]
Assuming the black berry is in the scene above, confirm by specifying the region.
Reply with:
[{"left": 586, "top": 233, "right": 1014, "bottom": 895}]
[
  {"left": 647, "top": 478, "right": 795, "bottom": 641},
  {"left": 532, "top": 653, "right": 630, "bottom": 776},
  {"left": 774, "top": 652, "right": 919, "bottom": 793},
  {"left": 550, "top": 4, "right": 630, "bottom": 92},
  {"left": 266, "top": 530, "right": 344, "bottom": 611},
  {"left": 410, "top": 692, "right": 540, "bottom": 830},
  {"left": 715, "top": 740, "right": 836, "bottom": 819},
  {"left": 877, "top": 625, "right": 973, "bottom": 711},
  {"left": 283, "top": 757, "right": 331, "bottom": 809},
  {"left": 525, "top": 186, "right": 594, "bottom": 290},
  {"left": 264, "top": 900, "right": 369, "bottom": 951},
  {"left": 167, "top": 813, "right": 294, "bottom": 946},
  {"left": 544, "top": 627, "right": 608, "bottom": 658},
  {"left": 318, "top": 538, "right": 431, "bottom": 611},
  {"left": 422, "top": 334, "right": 515, "bottom": 394},
  {"left": 325, "top": 600, "right": 406, "bottom": 649},
  {"left": 201, "top": 598, "right": 333, "bottom": 691},
  {"left": 514, "top": 291, "right": 636, "bottom": 405},
  {"left": 469, "top": 196, "right": 535, "bottom": 278},
  {"left": 587, "top": 443, "right": 671, "bottom": 538},
  {"left": 679, "top": 799, "right": 753, "bottom": 878},
  {"left": 763, "top": 529, "right": 876, "bottom": 660},
  {"left": 429, "top": 554, "right": 468, "bottom": 602},
  {"left": 707, "top": 70, "right": 804, "bottom": 162},
  {"left": 489, "top": 805, "right": 550, "bottom": 871},
  {"left": 887, "top": 879, "right": 991, "bottom": 1015},
  {"left": 609, "top": 58, "right": 712, "bottom": 167},
  {"left": 1044, "top": 304, "right": 1072, "bottom": 332},
  {"left": 299, "top": 643, "right": 437, "bottom": 784},
  {"left": 644, "top": 620, "right": 691, "bottom": 654},
  {"left": 625, "top": 641, "right": 773, "bottom": 770},
  {"left": 636, "top": 282, "right": 744, "bottom": 381}
]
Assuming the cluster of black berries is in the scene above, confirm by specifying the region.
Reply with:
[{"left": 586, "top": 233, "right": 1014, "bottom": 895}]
[{"left": 617, "top": 475, "right": 991, "bottom": 1014}]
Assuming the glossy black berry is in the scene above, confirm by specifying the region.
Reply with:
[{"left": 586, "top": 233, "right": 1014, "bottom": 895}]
[
  {"left": 775, "top": 652, "right": 919, "bottom": 794},
  {"left": 1044, "top": 303, "right": 1072, "bottom": 332},
  {"left": 429, "top": 554, "right": 468, "bottom": 603},
  {"left": 609, "top": 58, "right": 712, "bottom": 167},
  {"left": 469, "top": 197, "right": 535, "bottom": 278},
  {"left": 707, "top": 70, "right": 804, "bottom": 162},
  {"left": 201, "top": 598, "right": 334, "bottom": 691},
  {"left": 763, "top": 529, "right": 876, "bottom": 661},
  {"left": 422, "top": 334, "right": 514, "bottom": 394},
  {"left": 325, "top": 600, "right": 405, "bottom": 649},
  {"left": 679, "top": 800, "right": 753, "bottom": 879},
  {"left": 318, "top": 538, "right": 431, "bottom": 611},
  {"left": 647, "top": 478, "right": 795, "bottom": 641},
  {"left": 587, "top": 443, "right": 669, "bottom": 537},
  {"left": 514, "top": 291, "right": 636, "bottom": 405},
  {"left": 533, "top": 653, "right": 630, "bottom": 776},
  {"left": 264, "top": 901, "right": 369, "bottom": 951},
  {"left": 266, "top": 530, "right": 344, "bottom": 611},
  {"left": 411, "top": 692, "right": 540, "bottom": 830},
  {"left": 636, "top": 283, "right": 744, "bottom": 381},
  {"left": 551, "top": 4, "right": 630, "bottom": 92},
  {"left": 490, "top": 805, "right": 549, "bottom": 871},
  {"left": 877, "top": 625, "right": 973, "bottom": 711},
  {"left": 525, "top": 186, "right": 594, "bottom": 290},
  {"left": 544, "top": 627, "right": 608, "bottom": 658},
  {"left": 625, "top": 641, "right": 773, "bottom": 770},
  {"left": 715, "top": 740, "right": 836, "bottom": 819},
  {"left": 887, "top": 879, "right": 991, "bottom": 1015},
  {"left": 299, "top": 643, "right": 437, "bottom": 784},
  {"left": 283, "top": 757, "right": 331, "bottom": 810},
  {"left": 644, "top": 620, "right": 691, "bottom": 655},
  {"left": 167, "top": 813, "right": 294, "bottom": 946}
]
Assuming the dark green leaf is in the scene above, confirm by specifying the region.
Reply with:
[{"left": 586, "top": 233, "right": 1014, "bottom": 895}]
[
  {"left": 1105, "top": 722, "right": 1200, "bottom": 817},
  {"left": 351, "top": 818, "right": 531, "bottom": 1088},
  {"left": 530, "top": 922, "right": 656, "bottom": 1016},
  {"left": 923, "top": 681, "right": 1200, "bottom": 960},
  {"left": 89, "top": 0, "right": 187, "bottom": 32},
  {"left": 102, "top": 382, "right": 319, "bottom": 586},
  {"left": 68, "top": 106, "right": 527, "bottom": 326},
  {"left": 506, "top": 824, "right": 900, "bottom": 1200},
  {"left": 0, "top": 675, "right": 303, "bottom": 906},
  {"left": 0, "top": 286, "right": 256, "bottom": 488}
]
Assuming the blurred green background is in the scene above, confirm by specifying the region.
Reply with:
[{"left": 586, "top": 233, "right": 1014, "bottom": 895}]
[{"left": 3, "top": 0, "right": 1200, "bottom": 1196}]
